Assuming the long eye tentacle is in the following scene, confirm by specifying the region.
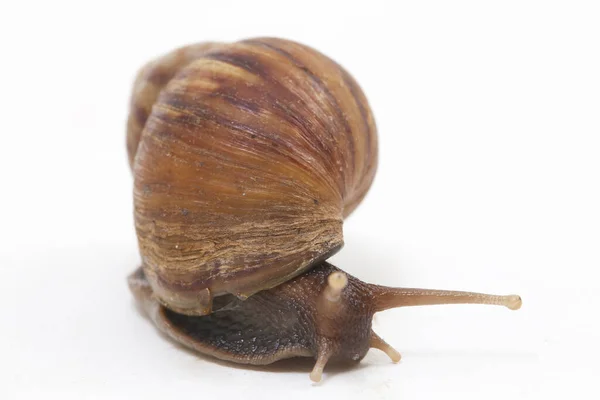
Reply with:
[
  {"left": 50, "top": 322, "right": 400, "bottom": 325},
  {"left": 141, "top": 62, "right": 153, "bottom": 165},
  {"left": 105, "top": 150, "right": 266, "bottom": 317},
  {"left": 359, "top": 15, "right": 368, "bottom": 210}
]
[{"left": 372, "top": 286, "right": 522, "bottom": 312}]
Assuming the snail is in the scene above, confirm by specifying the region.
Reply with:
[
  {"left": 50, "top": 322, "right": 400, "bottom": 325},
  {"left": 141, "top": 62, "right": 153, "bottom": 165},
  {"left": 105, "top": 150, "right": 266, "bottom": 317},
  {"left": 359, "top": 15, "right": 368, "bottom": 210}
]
[{"left": 126, "top": 37, "right": 522, "bottom": 382}]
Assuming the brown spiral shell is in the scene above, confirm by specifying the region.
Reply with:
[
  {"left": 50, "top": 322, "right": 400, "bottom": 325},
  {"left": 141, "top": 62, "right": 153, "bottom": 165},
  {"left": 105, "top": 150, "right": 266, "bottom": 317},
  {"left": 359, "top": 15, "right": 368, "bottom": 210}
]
[{"left": 127, "top": 38, "right": 377, "bottom": 315}]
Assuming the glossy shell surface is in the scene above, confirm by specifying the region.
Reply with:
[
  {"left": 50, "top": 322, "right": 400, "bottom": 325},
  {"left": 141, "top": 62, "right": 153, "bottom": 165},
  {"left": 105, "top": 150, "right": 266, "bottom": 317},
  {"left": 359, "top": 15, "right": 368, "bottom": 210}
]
[{"left": 127, "top": 38, "right": 378, "bottom": 315}]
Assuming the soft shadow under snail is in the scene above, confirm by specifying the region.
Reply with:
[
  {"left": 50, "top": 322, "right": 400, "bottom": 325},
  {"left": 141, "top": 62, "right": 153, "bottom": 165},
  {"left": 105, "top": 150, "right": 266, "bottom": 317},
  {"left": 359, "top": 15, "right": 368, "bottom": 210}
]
[{"left": 126, "top": 37, "right": 522, "bottom": 382}]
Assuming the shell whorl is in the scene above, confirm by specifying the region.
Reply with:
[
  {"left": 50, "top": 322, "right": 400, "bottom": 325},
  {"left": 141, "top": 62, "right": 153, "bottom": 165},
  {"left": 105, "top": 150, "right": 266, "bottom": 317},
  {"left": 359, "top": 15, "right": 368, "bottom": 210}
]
[{"left": 128, "top": 38, "right": 378, "bottom": 315}]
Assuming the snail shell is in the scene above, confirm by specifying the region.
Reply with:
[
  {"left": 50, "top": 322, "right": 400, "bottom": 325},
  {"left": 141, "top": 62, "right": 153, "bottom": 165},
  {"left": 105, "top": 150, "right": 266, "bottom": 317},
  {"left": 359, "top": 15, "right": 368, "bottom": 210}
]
[{"left": 127, "top": 38, "right": 378, "bottom": 315}]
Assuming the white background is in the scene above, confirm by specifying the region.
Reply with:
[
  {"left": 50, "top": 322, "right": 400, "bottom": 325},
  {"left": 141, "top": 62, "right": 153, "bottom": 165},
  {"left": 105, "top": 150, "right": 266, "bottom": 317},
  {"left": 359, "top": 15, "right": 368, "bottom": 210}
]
[{"left": 1, "top": 1, "right": 599, "bottom": 399}]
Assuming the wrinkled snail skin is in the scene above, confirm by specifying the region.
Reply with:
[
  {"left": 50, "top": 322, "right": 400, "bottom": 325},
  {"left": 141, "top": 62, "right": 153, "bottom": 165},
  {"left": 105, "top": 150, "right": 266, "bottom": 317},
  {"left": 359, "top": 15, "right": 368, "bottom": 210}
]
[
  {"left": 128, "top": 38, "right": 377, "bottom": 316},
  {"left": 128, "top": 263, "right": 521, "bottom": 383},
  {"left": 127, "top": 38, "right": 522, "bottom": 382},
  {"left": 128, "top": 264, "right": 375, "bottom": 367}
]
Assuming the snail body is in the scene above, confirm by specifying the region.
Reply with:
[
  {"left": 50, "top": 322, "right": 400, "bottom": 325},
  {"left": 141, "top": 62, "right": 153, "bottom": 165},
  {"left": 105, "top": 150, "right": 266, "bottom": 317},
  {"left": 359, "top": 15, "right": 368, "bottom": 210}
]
[{"left": 127, "top": 38, "right": 521, "bottom": 382}]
